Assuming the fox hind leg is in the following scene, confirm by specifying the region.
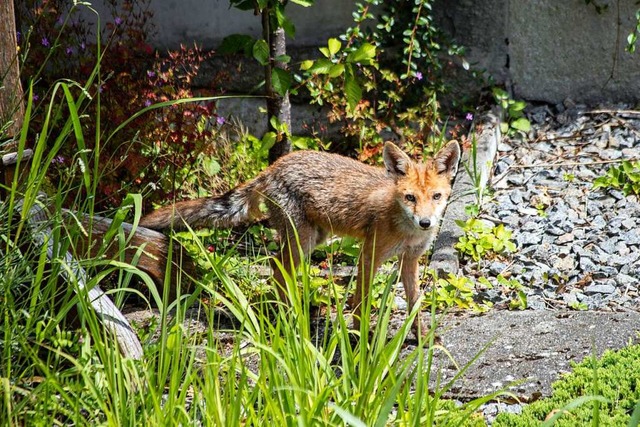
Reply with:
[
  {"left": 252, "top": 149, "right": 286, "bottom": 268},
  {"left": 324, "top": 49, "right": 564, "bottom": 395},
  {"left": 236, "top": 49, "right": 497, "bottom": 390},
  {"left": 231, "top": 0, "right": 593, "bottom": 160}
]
[{"left": 270, "top": 211, "right": 327, "bottom": 301}]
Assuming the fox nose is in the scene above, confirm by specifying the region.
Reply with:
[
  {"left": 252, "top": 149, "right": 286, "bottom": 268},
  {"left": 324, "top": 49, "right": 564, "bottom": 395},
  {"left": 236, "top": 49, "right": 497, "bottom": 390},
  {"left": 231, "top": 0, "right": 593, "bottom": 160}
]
[{"left": 418, "top": 218, "right": 431, "bottom": 229}]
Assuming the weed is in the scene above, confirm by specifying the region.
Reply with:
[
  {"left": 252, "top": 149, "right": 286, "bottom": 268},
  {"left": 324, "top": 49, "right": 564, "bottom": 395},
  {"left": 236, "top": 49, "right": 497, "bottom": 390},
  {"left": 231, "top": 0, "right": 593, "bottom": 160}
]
[
  {"left": 492, "top": 88, "right": 531, "bottom": 138},
  {"left": 593, "top": 160, "right": 640, "bottom": 196},
  {"left": 455, "top": 218, "right": 517, "bottom": 262}
]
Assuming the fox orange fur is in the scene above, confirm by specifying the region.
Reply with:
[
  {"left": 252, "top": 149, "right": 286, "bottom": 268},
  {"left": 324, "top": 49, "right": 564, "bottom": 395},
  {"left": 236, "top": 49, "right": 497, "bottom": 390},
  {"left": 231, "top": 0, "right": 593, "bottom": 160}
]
[{"left": 140, "top": 141, "right": 460, "bottom": 338}]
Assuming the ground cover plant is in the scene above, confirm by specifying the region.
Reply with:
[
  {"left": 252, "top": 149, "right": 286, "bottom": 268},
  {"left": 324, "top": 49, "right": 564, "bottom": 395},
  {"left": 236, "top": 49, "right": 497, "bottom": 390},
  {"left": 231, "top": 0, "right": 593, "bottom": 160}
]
[{"left": 494, "top": 345, "right": 640, "bottom": 426}]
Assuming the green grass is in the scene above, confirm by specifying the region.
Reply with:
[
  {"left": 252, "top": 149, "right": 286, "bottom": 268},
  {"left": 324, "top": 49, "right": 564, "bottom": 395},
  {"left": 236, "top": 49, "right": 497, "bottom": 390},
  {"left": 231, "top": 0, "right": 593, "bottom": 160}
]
[{"left": 0, "top": 20, "right": 496, "bottom": 425}]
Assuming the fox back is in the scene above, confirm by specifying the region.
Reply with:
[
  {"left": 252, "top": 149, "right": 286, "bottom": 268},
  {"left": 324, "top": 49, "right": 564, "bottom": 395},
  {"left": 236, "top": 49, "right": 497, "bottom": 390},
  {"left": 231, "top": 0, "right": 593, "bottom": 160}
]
[
  {"left": 140, "top": 141, "right": 460, "bottom": 340},
  {"left": 140, "top": 142, "right": 459, "bottom": 249}
]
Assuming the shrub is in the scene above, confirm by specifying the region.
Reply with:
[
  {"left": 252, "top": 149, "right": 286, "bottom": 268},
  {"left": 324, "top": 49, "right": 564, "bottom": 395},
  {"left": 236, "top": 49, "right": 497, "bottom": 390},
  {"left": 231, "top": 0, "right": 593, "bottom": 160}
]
[
  {"left": 15, "top": 0, "right": 228, "bottom": 211},
  {"left": 494, "top": 345, "right": 640, "bottom": 426}
]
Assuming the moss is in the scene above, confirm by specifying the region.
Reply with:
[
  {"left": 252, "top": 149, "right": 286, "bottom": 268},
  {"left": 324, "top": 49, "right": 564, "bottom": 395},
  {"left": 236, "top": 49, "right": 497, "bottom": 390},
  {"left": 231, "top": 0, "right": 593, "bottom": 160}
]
[{"left": 494, "top": 345, "right": 640, "bottom": 426}]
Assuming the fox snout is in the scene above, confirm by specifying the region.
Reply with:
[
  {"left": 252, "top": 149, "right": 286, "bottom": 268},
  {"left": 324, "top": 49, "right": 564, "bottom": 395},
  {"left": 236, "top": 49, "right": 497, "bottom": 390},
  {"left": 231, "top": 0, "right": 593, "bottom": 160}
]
[{"left": 418, "top": 218, "right": 432, "bottom": 230}]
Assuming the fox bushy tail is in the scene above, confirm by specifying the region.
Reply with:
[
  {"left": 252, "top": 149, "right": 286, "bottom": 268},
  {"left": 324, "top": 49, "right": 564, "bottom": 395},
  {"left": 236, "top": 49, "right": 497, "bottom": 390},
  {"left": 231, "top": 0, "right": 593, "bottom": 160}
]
[{"left": 140, "top": 177, "right": 265, "bottom": 231}]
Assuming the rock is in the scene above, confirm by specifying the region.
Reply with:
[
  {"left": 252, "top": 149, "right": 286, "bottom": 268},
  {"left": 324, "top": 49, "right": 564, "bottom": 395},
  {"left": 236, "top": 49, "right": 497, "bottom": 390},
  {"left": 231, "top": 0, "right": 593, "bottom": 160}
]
[
  {"left": 517, "top": 232, "right": 543, "bottom": 247},
  {"left": 579, "top": 256, "right": 598, "bottom": 272},
  {"left": 552, "top": 255, "right": 575, "bottom": 272},
  {"left": 584, "top": 283, "right": 617, "bottom": 295}
]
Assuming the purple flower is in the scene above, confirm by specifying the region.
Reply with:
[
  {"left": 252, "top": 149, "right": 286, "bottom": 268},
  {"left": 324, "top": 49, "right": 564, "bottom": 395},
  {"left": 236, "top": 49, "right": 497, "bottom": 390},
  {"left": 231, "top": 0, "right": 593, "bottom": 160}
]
[
  {"left": 16, "top": 31, "right": 21, "bottom": 43},
  {"left": 80, "top": 42, "right": 86, "bottom": 51},
  {"left": 114, "top": 16, "right": 123, "bottom": 25},
  {"left": 65, "top": 46, "right": 74, "bottom": 56},
  {"left": 465, "top": 113, "right": 474, "bottom": 121},
  {"left": 144, "top": 99, "right": 152, "bottom": 107},
  {"left": 41, "top": 37, "right": 50, "bottom": 48},
  {"left": 32, "top": 94, "right": 39, "bottom": 102},
  {"left": 51, "top": 155, "right": 65, "bottom": 165},
  {"left": 147, "top": 70, "right": 156, "bottom": 78},
  {"left": 415, "top": 71, "right": 423, "bottom": 81},
  {"left": 216, "top": 116, "right": 226, "bottom": 126}
]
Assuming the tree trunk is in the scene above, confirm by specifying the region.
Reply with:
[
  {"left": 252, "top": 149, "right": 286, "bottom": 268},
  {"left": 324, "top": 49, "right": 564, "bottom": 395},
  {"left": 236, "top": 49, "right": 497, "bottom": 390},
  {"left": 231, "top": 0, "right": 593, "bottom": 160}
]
[
  {"left": 0, "top": 0, "right": 24, "bottom": 143},
  {"left": 262, "top": 8, "right": 292, "bottom": 164}
]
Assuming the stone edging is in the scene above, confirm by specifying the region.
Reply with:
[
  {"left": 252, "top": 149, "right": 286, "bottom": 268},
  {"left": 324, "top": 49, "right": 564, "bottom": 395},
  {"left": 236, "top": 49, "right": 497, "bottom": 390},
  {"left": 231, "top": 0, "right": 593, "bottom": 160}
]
[{"left": 429, "top": 108, "right": 501, "bottom": 275}]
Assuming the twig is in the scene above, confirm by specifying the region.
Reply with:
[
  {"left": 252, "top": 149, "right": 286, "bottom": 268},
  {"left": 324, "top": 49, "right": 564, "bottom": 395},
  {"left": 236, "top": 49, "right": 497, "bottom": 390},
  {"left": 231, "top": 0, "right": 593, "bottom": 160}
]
[
  {"left": 511, "top": 158, "right": 640, "bottom": 169},
  {"left": 582, "top": 109, "right": 640, "bottom": 116}
]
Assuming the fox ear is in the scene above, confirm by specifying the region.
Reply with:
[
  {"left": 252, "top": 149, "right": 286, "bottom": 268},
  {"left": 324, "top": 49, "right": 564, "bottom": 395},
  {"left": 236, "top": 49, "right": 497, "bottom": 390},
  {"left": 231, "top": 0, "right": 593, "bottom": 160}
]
[
  {"left": 383, "top": 142, "right": 412, "bottom": 176},
  {"left": 434, "top": 141, "right": 461, "bottom": 177}
]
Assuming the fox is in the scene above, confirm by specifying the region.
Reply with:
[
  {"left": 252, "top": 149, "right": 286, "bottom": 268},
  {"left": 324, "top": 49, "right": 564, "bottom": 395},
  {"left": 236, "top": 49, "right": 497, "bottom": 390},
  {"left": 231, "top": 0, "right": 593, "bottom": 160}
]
[{"left": 140, "top": 141, "right": 461, "bottom": 339}]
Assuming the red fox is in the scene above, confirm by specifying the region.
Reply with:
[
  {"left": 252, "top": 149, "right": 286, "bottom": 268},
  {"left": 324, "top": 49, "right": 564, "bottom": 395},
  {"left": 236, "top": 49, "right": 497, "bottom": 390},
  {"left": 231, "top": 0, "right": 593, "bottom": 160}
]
[{"left": 140, "top": 141, "right": 460, "bottom": 339}]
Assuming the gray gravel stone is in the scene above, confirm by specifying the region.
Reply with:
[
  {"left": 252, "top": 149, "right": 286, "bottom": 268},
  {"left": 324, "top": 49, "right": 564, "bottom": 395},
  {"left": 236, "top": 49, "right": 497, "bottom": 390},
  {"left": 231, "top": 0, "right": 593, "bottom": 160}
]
[{"left": 461, "top": 104, "right": 640, "bottom": 312}]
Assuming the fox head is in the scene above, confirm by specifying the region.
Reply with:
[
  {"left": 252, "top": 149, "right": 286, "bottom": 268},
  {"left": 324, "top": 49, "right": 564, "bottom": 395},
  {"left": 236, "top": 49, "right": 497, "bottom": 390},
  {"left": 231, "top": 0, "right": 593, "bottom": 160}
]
[{"left": 383, "top": 141, "right": 461, "bottom": 232}]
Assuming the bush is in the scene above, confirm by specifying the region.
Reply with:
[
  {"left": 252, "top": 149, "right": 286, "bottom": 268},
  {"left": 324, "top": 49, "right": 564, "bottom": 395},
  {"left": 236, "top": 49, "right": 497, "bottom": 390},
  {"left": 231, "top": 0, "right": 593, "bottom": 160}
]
[
  {"left": 15, "top": 0, "right": 229, "bottom": 211},
  {"left": 494, "top": 345, "right": 640, "bottom": 426}
]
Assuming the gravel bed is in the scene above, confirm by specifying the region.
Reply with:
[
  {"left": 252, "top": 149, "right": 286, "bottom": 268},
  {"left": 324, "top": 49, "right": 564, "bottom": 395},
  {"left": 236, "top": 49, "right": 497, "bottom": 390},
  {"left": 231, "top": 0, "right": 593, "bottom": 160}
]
[{"left": 460, "top": 103, "right": 640, "bottom": 312}]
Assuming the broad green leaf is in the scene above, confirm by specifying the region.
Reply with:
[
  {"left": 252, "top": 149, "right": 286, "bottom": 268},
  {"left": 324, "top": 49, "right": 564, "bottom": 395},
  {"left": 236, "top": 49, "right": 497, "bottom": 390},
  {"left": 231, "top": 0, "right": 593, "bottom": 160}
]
[
  {"left": 307, "top": 58, "right": 334, "bottom": 74},
  {"left": 344, "top": 72, "right": 362, "bottom": 113},
  {"left": 275, "top": 4, "right": 296, "bottom": 38},
  {"left": 252, "top": 39, "right": 270, "bottom": 65},
  {"left": 328, "top": 63, "right": 345, "bottom": 78},
  {"left": 203, "top": 157, "right": 221, "bottom": 176},
  {"left": 219, "top": 34, "right": 255, "bottom": 55},
  {"left": 275, "top": 54, "right": 291, "bottom": 64},
  {"left": 327, "top": 38, "right": 341, "bottom": 56},
  {"left": 290, "top": 0, "right": 314, "bottom": 6},
  {"left": 300, "top": 59, "right": 314, "bottom": 70},
  {"left": 229, "top": 0, "right": 255, "bottom": 11},
  {"left": 510, "top": 100, "right": 527, "bottom": 112},
  {"left": 511, "top": 117, "right": 531, "bottom": 132},
  {"left": 346, "top": 42, "right": 376, "bottom": 64},
  {"left": 271, "top": 68, "right": 292, "bottom": 96}
]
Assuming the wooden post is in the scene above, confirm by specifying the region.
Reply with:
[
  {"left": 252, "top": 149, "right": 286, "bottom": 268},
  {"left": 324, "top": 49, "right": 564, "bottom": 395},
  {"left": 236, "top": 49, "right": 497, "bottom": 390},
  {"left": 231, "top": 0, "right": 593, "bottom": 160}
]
[{"left": 0, "top": 0, "right": 25, "bottom": 141}]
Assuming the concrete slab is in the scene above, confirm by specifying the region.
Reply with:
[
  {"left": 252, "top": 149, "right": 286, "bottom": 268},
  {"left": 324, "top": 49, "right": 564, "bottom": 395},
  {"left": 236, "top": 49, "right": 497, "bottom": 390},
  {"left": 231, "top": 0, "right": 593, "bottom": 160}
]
[
  {"left": 413, "top": 310, "right": 640, "bottom": 401},
  {"left": 429, "top": 109, "right": 501, "bottom": 276}
]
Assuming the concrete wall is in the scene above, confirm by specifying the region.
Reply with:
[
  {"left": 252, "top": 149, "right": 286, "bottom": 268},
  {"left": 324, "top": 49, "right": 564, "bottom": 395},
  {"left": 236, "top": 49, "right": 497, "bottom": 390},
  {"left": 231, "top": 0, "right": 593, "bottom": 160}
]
[
  {"left": 437, "top": 0, "right": 640, "bottom": 104},
  {"left": 87, "top": 0, "right": 640, "bottom": 104},
  {"left": 90, "top": 0, "right": 358, "bottom": 48}
]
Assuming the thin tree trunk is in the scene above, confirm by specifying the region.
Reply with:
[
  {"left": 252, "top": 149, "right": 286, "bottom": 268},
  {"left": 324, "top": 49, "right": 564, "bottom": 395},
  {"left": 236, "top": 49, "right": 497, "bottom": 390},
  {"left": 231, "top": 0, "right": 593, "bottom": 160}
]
[
  {"left": 0, "top": 0, "right": 24, "bottom": 143},
  {"left": 262, "top": 7, "right": 292, "bottom": 164}
]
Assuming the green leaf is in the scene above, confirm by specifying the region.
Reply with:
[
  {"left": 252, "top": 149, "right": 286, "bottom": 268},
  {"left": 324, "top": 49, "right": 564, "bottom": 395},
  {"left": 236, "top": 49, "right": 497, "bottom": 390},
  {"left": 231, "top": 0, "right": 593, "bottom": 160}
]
[
  {"left": 328, "top": 63, "right": 345, "bottom": 78},
  {"left": 344, "top": 71, "right": 362, "bottom": 113},
  {"left": 300, "top": 59, "right": 313, "bottom": 70},
  {"left": 327, "top": 38, "right": 342, "bottom": 56},
  {"left": 510, "top": 100, "right": 527, "bottom": 112},
  {"left": 319, "top": 46, "right": 330, "bottom": 58},
  {"left": 511, "top": 117, "right": 531, "bottom": 132},
  {"left": 290, "top": 0, "right": 314, "bottom": 6},
  {"left": 228, "top": 0, "right": 255, "bottom": 11},
  {"left": 346, "top": 43, "right": 376, "bottom": 64},
  {"left": 202, "top": 157, "right": 221, "bottom": 176},
  {"left": 271, "top": 68, "right": 292, "bottom": 96},
  {"left": 252, "top": 39, "right": 270, "bottom": 65},
  {"left": 219, "top": 34, "right": 255, "bottom": 55},
  {"left": 275, "top": 54, "right": 291, "bottom": 64},
  {"left": 307, "top": 58, "right": 334, "bottom": 74},
  {"left": 275, "top": 4, "right": 296, "bottom": 38}
]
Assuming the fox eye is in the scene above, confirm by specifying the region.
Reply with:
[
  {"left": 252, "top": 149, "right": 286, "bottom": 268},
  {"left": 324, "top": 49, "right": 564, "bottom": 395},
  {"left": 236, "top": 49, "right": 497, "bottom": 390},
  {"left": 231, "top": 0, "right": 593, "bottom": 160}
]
[
  {"left": 405, "top": 194, "right": 416, "bottom": 203},
  {"left": 433, "top": 193, "right": 442, "bottom": 201}
]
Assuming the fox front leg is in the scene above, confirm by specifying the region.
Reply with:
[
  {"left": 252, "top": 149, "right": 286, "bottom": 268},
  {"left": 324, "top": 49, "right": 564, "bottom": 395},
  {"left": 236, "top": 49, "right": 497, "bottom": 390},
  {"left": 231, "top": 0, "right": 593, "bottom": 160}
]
[{"left": 400, "top": 252, "right": 430, "bottom": 341}]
